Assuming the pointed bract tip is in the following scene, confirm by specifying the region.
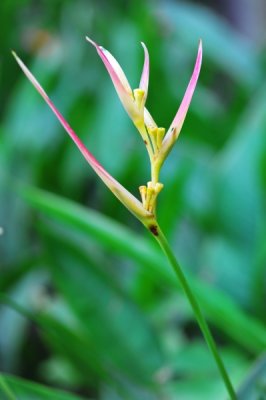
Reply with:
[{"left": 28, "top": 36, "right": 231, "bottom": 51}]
[
  {"left": 160, "top": 38, "right": 203, "bottom": 160},
  {"left": 198, "top": 39, "right": 202, "bottom": 58},
  {"left": 85, "top": 36, "right": 97, "bottom": 48},
  {"left": 194, "top": 39, "right": 203, "bottom": 73},
  {"left": 198, "top": 39, "right": 202, "bottom": 52},
  {"left": 11, "top": 50, "right": 18, "bottom": 59}
]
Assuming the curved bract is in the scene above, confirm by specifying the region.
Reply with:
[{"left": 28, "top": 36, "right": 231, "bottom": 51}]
[
  {"left": 12, "top": 51, "right": 152, "bottom": 224},
  {"left": 13, "top": 37, "right": 202, "bottom": 224}
]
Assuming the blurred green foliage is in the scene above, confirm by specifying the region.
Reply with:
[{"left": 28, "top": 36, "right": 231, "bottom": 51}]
[{"left": 0, "top": 0, "right": 266, "bottom": 399}]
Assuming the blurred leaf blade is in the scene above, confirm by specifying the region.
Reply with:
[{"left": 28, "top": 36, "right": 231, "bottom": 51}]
[
  {"left": 237, "top": 354, "right": 266, "bottom": 400},
  {"left": 0, "top": 374, "right": 89, "bottom": 400},
  {"left": 21, "top": 186, "right": 266, "bottom": 354},
  {"left": 161, "top": 2, "right": 262, "bottom": 88},
  {"left": 38, "top": 218, "right": 163, "bottom": 387},
  {"left": 0, "top": 374, "right": 17, "bottom": 400}
]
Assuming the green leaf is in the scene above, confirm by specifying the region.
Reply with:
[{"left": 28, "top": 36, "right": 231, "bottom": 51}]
[
  {"left": 216, "top": 82, "right": 266, "bottom": 244},
  {"left": 164, "top": 342, "right": 248, "bottom": 400},
  {"left": 0, "top": 374, "right": 88, "bottom": 400},
  {"left": 38, "top": 219, "right": 163, "bottom": 386},
  {"left": 161, "top": 2, "right": 262, "bottom": 88},
  {"left": 21, "top": 186, "right": 266, "bottom": 354},
  {"left": 0, "top": 374, "right": 16, "bottom": 400},
  {"left": 1, "top": 294, "right": 161, "bottom": 399},
  {"left": 237, "top": 354, "right": 266, "bottom": 400}
]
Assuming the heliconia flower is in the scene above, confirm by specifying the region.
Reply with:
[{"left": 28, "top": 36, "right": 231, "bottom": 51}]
[
  {"left": 13, "top": 38, "right": 202, "bottom": 232},
  {"left": 86, "top": 36, "right": 149, "bottom": 128},
  {"left": 160, "top": 40, "right": 202, "bottom": 161},
  {"left": 12, "top": 51, "right": 154, "bottom": 225},
  {"left": 86, "top": 38, "right": 202, "bottom": 166}
]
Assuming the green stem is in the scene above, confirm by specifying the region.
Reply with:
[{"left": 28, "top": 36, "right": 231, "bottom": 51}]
[
  {"left": 153, "top": 224, "right": 237, "bottom": 400},
  {"left": 151, "top": 159, "right": 160, "bottom": 185}
]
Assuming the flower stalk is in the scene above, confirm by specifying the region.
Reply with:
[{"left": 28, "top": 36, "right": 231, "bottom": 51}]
[
  {"left": 13, "top": 37, "right": 237, "bottom": 399},
  {"left": 152, "top": 225, "right": 237, "bottom": 400}
]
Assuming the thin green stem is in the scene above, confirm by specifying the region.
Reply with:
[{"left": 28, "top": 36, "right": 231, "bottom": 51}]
[{"left": 153, "top": 225, "right": 237, "bottom": 400}]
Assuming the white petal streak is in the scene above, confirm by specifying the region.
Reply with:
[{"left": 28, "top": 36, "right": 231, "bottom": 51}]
[
  {"left": 139, "top": 42, "right": 149, "bottom": 97},
  {"left": 100, "top": 47, "right": 132, "bottom": 95},
  {"left": 86, "top": 36, "right": 137, "bottom": 119},
  {"left": 144, "top": 108, "right": 157, "bottom": 129}
]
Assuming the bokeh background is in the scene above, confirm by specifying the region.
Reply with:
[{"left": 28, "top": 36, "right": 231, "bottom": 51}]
[{"left": 1, "top": 0, "right": 266, "bottom": 399}]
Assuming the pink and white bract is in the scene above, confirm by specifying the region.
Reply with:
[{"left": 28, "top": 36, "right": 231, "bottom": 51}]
[
  {"left": 13, "top": 38, "right": 202, "bottom": 224},
  {"left": 12, "top": 51, "right": 152, "bottom": 223},
  {"left": 86, "top": 37, "right": 149, "bottom": 128},
  {"left": 86, "top": 37, "right": 202, "bottom": 164},
  {"left": 161, "top": 40, "right": 202, "bottom": 160}
]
